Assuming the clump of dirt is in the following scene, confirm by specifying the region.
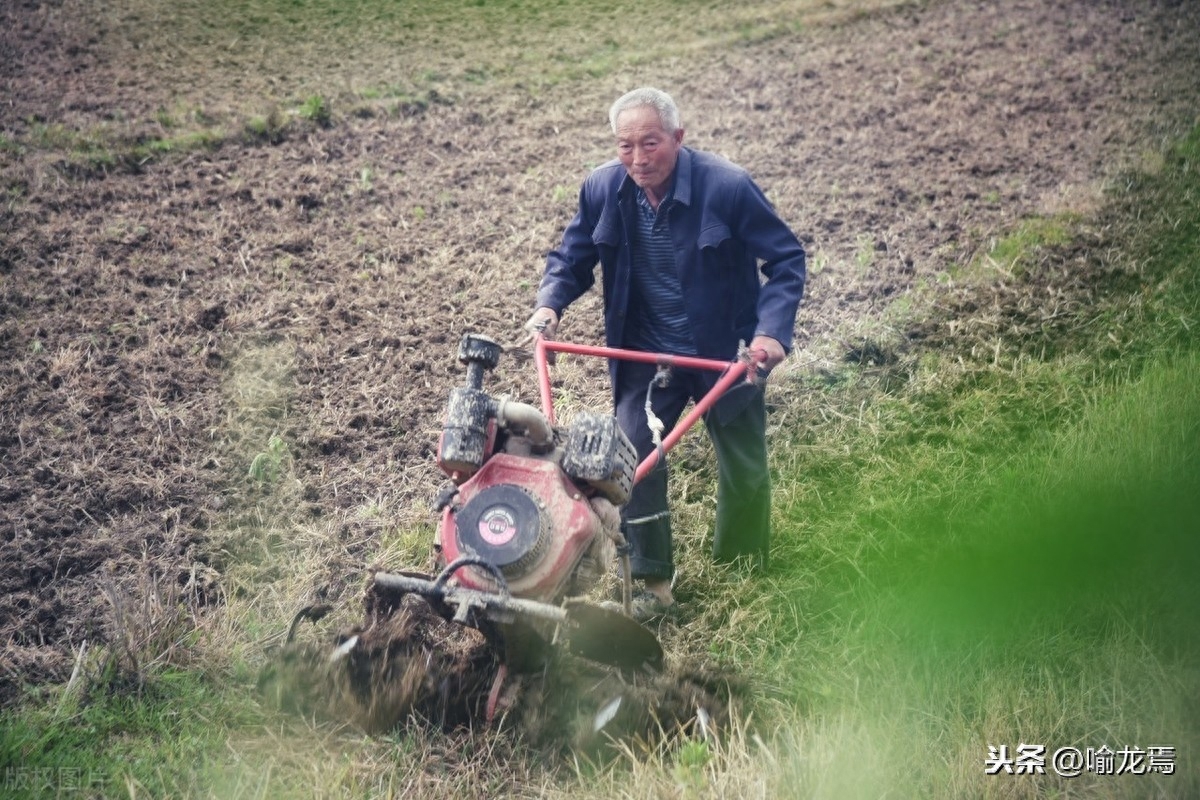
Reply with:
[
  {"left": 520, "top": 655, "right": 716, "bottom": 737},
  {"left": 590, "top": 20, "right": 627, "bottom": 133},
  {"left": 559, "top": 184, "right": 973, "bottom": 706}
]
[
  {"left": 499, "top": 656, "right": 735, "bottom": 758},
  {"left": 259, "top": 593, "right": 497, "bottom": 734},
  {"left": 260, "top": 586, "right": 734, "bottom": 755}
]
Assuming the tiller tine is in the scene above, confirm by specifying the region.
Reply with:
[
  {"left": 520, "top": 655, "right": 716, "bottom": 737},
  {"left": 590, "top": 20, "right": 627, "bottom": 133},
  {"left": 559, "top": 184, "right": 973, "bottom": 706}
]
[{"left": 372, "top": 556, "right": 663, "bottom": 674}]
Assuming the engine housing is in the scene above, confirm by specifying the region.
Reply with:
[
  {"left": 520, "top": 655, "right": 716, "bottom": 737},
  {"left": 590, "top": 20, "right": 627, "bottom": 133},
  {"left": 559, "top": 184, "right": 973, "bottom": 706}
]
[{"left": 438, "top": 454, "right": 603, "bottom": 600}]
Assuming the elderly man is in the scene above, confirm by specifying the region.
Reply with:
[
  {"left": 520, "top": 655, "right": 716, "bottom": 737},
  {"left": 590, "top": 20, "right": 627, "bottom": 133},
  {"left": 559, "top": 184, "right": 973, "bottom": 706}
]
[{"left": 526, "top": 87, "right": 805, "bottom": 619}]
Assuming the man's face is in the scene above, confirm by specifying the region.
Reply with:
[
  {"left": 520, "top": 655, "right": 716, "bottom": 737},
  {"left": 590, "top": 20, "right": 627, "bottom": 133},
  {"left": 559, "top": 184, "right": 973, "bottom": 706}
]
[{"left": 615, "top": 105, "right": 684, "bottom": 203}]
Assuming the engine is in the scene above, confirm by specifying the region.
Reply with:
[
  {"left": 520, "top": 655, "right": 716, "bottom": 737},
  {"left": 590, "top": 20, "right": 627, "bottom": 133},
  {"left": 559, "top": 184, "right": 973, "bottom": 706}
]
[{"left": 434, "top": 334, "right": 636, "bottom": 602}]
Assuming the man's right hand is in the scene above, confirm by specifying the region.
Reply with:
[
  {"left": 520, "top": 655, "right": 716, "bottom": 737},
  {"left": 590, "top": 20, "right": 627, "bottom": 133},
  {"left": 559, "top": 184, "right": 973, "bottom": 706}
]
[{"left": 524, "top": 307, "right": 560, "bottom": 340}]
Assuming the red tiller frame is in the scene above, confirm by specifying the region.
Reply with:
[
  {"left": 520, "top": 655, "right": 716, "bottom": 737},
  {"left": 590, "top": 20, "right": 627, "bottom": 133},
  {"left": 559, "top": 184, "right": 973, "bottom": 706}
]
[{"left": 533, "top": 335, "right": 759, "bottom": 485}]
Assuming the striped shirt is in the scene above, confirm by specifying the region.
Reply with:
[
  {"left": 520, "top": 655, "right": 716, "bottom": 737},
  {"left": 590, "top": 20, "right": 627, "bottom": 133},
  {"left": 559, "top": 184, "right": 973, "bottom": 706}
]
[{"left": 624, "top": 187, "right": 697, "bottom": 356}]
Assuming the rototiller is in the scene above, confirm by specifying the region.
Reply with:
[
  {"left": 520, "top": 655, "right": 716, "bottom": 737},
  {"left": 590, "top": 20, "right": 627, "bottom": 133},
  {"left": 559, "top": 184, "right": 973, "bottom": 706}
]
[{"left": 370, "top": 332, "right": 759, "bottom": 720}]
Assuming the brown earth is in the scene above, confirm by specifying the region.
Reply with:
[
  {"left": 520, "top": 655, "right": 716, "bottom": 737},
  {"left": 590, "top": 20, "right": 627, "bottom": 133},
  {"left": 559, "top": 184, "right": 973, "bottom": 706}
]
[
  {"left": 257, "top": 588, "right": 735, "bottom": 752},
  {"left": 2, "top": 0, "right": 1199, "bottom": 723}
]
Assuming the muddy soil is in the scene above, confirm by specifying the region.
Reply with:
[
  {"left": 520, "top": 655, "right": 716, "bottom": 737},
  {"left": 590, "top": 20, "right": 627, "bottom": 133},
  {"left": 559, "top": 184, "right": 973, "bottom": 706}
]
[
  {"left": 259, "top": 587, "right": 734, "bottom": 752},
  {"left": 257, "top": 594, "right": 499, "bottom": 736},
  {"left": 2, "top": 0, "right": 1199, "bottom": 728}
]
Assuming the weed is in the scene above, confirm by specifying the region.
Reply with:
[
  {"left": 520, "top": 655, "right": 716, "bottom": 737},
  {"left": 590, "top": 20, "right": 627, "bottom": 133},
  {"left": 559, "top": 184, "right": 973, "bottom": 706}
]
[
  {"left": 807, "top": 249, "right": 829, "bottom": 276},
  {"left": 977, "top": 214, "right": 1077, "bottom": 278},
  {"left": 154, "top": 108, "right": 177, "bottom": 129},
  {"left": 244, "top": 106, "right": 289, "bottom": 144},
  {"left": 392, "top": 94, "right": 430, "bottom": 116},
  {"left": 298, "top": 94, "right": 332, "bottom": 127},
  {"left": 552, "top": 183, "right": 573, "bottom": 204},
  {"left": 670, "top": 739, "right": 712, "bottom": 791},
  {"left": 854, "top": 232, "right": 879, "bottom": 270},
  {"left": 129, "top": 129, "right": 224, "bottom": 164},
  {"left": 97, "top": 565, "right": 201, "bottom": 692},
  {"left": 247, "top": 434, "right": 290, "bottom": 483}
]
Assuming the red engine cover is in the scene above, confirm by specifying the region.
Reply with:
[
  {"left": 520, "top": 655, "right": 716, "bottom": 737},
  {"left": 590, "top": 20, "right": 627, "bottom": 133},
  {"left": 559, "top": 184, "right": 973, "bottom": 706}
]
[{"left": 439, "top": 454, "right": 601, "bottom": 601}]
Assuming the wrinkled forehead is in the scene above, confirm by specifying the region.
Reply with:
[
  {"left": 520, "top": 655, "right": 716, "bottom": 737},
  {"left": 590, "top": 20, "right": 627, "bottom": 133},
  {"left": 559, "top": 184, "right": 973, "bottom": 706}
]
[{"left": 614, "top": 105, "right": 670, "bottom": 137}]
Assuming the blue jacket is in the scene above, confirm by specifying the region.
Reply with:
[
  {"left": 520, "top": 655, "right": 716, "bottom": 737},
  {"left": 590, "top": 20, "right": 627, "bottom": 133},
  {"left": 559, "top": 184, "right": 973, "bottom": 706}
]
[{"left": 536, "top": 147, "right": 806, "bottom": 362}]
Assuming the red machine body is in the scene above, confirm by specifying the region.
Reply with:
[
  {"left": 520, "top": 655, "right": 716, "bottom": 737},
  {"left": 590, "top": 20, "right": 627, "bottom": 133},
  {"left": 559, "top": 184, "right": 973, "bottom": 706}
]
[
  {"left": 437, "top": 453, "right": 604, "bottom": 600},
  {"left": 367, "top": 333, "right": 757, "bottom": 702}
]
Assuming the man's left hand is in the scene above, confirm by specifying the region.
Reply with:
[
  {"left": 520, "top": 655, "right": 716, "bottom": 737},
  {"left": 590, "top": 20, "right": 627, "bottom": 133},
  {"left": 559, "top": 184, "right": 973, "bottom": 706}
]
[{"left": 748, "top": 335, "right": 786, "bottom": 383}]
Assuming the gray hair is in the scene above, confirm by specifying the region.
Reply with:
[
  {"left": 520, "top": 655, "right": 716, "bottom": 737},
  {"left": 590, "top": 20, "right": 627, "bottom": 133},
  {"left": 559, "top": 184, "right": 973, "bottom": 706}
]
[{"left": 609, "top": 87, "right": 681, "bottom": 135}]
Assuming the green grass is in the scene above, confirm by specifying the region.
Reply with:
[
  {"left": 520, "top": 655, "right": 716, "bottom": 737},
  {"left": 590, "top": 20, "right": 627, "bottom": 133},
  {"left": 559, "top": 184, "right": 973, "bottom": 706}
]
[
  {"left": 178, "top": 0, "right": 841, "bottom": 90},
  {"left": 129, "top": 129, "right": 226, "bottom": 162},
  {"left": 247, "top": 434, "right": 291, "bottom": 484},
  {"left": 243, "top": 107, "right": 290, "bottom": 144},
  {"left": 12, "top": 120, "right": 227, "bottom": 175},
  {"left": 759, "top": 350, "right": 1200, "bottom": 795},
  {"left": 1, "top": 669, "right": 260, "bottom": 798},
  {"left": 974, "top": 214, "right": 1078, "bottom": 279},
  {"left": 296, "top": 95, "right": 332, "bottom": 128}
]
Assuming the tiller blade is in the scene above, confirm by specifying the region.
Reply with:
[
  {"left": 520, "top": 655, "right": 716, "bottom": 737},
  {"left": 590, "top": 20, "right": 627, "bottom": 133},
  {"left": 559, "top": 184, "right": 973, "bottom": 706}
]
[{"left": 373, "top": 556, "right": 663, "bottom": 673}]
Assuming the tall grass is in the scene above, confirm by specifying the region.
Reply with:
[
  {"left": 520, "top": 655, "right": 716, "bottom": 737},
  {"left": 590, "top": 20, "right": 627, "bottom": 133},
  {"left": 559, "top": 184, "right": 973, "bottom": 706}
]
[{"left": 754, "top": 351, "right": 1200, "bottom": 798}]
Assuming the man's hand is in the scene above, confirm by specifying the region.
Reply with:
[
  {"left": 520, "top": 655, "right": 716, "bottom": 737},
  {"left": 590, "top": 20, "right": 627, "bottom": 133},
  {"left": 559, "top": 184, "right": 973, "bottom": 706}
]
[
  {"left": 525, "top": 308, "right": 561, "bottom": 363},
  {"left": 524, "top": 307, "right": 560, "bottom": 340},
  {"left": 748, "top": 334, "right": 786, "bottom": 383}
]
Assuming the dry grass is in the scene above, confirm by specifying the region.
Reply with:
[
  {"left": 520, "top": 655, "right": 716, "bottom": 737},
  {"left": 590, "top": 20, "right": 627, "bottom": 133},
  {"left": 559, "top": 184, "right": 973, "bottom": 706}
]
[{"left": 14, "top": 0, "right": 911, "bottom": 137}]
